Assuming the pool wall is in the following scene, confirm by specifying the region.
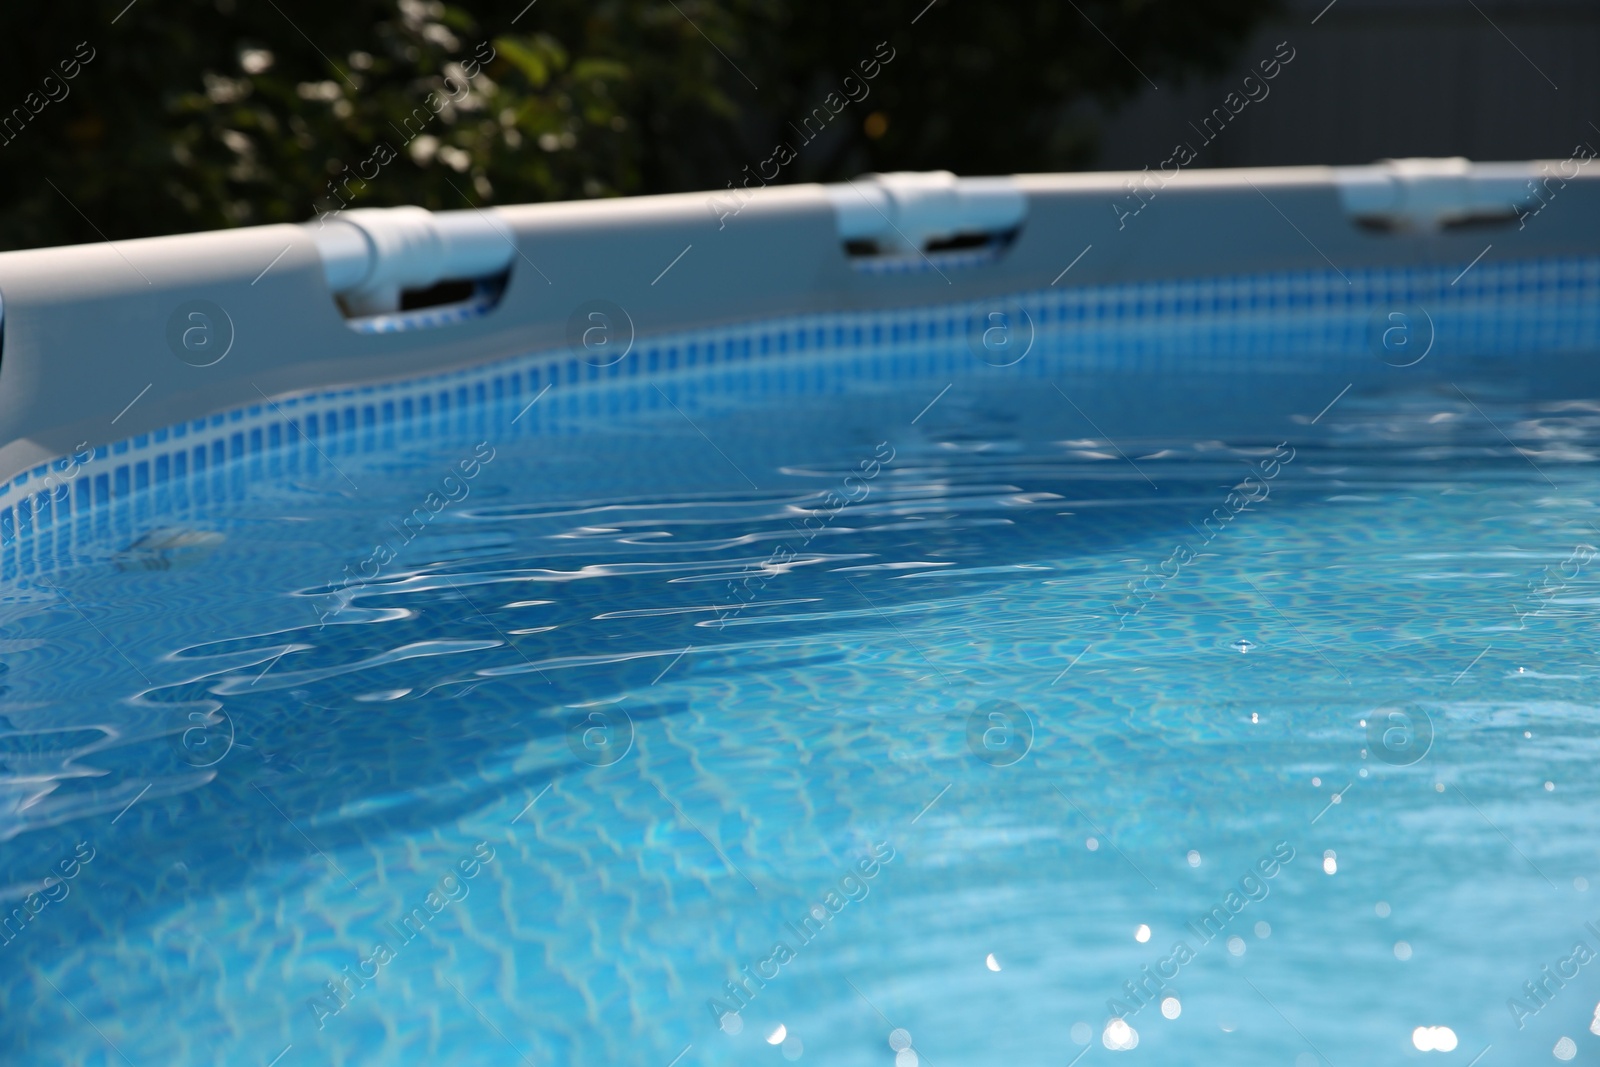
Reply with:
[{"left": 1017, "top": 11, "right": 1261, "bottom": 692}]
[{"left": 0, "top": 160, "right": 1596, "bottom": 539}]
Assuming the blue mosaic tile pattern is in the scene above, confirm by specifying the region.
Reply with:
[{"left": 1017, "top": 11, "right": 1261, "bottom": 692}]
[
  {"left": 850, "top": 243, "right": 1008, "bottom": 274},
  {"left": 348, "top": 283, "right": 502, "bottom": 334},
  {"left": 3, "top": 253, "right": 1597, "bottom": 579}
]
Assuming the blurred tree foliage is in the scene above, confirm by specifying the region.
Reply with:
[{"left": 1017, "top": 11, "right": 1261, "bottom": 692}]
[{"left": 0, "top": 0, "right": 1277, "bottom": 250}]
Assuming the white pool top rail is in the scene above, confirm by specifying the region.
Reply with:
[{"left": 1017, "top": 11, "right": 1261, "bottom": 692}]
[{"left": 0, "top": 158, "right": 1593, "bottom": 492}]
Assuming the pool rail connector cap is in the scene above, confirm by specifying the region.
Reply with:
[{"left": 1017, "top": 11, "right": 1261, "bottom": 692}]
[{"left": 309, "top": 207, "right": 517, "bottom": 316}]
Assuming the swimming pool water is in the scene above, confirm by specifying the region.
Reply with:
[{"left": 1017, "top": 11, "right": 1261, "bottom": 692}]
[{"left": 4, "top": 335, "right": 1600, "bottom": 1066}]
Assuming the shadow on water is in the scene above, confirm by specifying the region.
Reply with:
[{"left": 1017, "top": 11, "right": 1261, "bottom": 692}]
[{"left": 3, "top": 346, "right": 1598, "bottom": 1048}]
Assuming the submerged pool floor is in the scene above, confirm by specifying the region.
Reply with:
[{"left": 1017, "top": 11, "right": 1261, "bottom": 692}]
[{"left": 4, "top": 344, "right": 1600, "bottom": 1066}]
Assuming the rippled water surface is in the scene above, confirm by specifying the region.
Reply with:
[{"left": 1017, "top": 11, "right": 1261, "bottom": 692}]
[{"left": 5, "top": 344, "right": 1600, "bottom": 1066}]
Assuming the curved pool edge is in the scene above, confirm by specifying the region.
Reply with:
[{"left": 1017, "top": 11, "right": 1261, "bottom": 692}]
[{"left": 0, "top": 161, "right": 1594, "bottom": 497}]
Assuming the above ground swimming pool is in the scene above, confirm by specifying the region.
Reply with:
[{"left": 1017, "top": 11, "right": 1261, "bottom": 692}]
[{"left": 2, "top": 163, "right": 1600, "bottom": 1066}]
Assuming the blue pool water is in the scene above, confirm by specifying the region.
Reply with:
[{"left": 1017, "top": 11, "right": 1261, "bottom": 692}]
[{"left": 5, "top": 300, "right": 1600, "bottom": 1066}]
